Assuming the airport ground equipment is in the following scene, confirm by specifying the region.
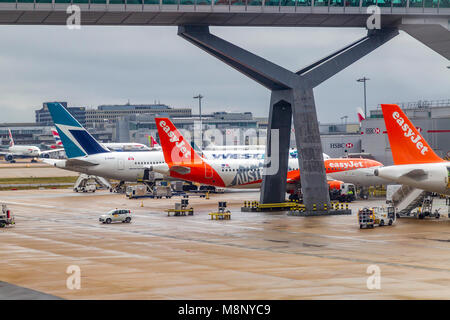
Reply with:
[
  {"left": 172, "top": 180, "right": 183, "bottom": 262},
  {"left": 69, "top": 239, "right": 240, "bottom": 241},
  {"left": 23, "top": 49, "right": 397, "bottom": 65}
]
[
  {"left": 127, "top": 185, "right": 173, "bottom": 199},
  {"left": 99, "top": 209, "right": 132, "bottom": 224},
  {"left": 179, "top": 25, "right": 399, "bottom": 214},
  {"left": 358, "top": 207, "right": 395, "bottom": 229},
  {"left": 74, "top": 182, "right": 96, "bottom": 193},
  {"left": 414, "top": 196, "right": 441, "bottom": 219},
  {"left": 329, "top": 183, "right": 356, "bottom": 203},
  {"left": 241, "top": 201, "right": 351, "bottom": 216},
  {"left": 154, "top": 186, "right": 172, "bottom": 199},
  {"left": 166, "top": 199, "right": 194, "bottom": 217},
  {"left": 74, "top": 174, "right": 111, "bottom": 192},
  {"left": 209, "top": 202, "right": 231, "bottom": 220},
  {"left": 389, "top": 185, "right": 433, "bottom": 218},
  {"left": 0, "top": 204, "right": 14, "bottom": 228}
]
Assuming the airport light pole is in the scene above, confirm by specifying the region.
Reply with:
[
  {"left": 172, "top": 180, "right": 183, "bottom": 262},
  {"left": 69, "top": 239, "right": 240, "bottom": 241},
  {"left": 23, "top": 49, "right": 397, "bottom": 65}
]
[
  {"left": 193, "top": 94, "right": 204, "bottom": 147},
  {"left": 357, "top": 77, "right": 370, "bottom": 118}
]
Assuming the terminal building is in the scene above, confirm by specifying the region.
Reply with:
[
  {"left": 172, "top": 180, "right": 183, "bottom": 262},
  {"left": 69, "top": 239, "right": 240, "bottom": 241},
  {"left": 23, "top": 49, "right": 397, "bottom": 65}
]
[{"left": 85, "top": 103, "right": 192, "bottom": 128}]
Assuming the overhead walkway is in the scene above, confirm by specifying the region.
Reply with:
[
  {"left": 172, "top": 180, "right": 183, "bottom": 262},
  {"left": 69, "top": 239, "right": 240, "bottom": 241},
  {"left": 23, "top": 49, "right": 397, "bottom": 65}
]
[{"left": 0, "top": 1, "right": 448, "bottom": 29}]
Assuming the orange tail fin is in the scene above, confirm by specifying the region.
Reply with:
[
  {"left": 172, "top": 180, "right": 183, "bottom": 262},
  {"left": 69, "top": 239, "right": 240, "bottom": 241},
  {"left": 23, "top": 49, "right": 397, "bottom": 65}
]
[
  {"left": 155, "top": 118, "right": 203, "bottom": 165},
  {"left": 381, "top": 104, "right": 443, "bottom": 165}
]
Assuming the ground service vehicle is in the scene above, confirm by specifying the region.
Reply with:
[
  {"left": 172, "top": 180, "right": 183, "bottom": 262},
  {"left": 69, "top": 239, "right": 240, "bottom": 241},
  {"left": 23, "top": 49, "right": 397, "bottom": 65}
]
[
  {"left": 358, "top": 207, "right": 395, "bottom": 229},
  {"left": 74, "top": 182, "right": 96, "bottom": 193},
  {"left": 99, "top": 209, "right": 132, "bottom": 224},
  {"left": 329, "top": 181, "right": 356, "bottom": 202},
  {"left": 126, "top": 185, "right": 147, "bottom": 199},
  {"left": 0, "top": 204, "right": 15, "bottom": 228}
]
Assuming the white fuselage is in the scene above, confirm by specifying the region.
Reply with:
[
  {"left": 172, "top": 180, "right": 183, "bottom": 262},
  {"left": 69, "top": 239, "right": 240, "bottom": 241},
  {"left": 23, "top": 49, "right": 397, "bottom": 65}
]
[
  {"left": 50, "top": 149, "right": 383, "bottom": 188},
  {"left": 49, "top": 149, "right": 293, "bottom": 182},
  {"left": 376, "top": 162, "right": 450, "bottom": 195},
  {"left": 8, "top": 145, "right": 40, "bottom": 157},
  {"left": 102, "top": 143, "right": 154, "bottom": 152},
  {"left": 328, "top": 167, "right": 390, "bottom": 187}
]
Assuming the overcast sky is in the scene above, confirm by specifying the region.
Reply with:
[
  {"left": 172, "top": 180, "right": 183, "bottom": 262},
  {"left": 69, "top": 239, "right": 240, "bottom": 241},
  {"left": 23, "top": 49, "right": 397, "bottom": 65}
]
[{"left": 0, "top": 25, "right": 448, "bottom": 124}]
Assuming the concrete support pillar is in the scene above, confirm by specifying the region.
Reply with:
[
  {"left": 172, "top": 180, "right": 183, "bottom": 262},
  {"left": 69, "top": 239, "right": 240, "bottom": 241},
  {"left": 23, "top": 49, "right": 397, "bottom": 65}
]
[
  {"left": 260, "top": 91, "right": 292, "bottom": 204},
  {"left": 178, "top": 26, "right": 399, "bottom": 213},
  {"left": 292, "top": 87, "right": 330, "bottom": 208}
]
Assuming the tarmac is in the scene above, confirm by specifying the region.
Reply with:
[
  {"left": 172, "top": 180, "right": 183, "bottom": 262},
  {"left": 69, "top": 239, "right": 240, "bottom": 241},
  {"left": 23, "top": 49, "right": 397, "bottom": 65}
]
[
  {"left": 0, "top": 187, "right": 449, "bottom": 300},
  {"left": 0, "top": 161, "right": 77, "bottom": 179}
]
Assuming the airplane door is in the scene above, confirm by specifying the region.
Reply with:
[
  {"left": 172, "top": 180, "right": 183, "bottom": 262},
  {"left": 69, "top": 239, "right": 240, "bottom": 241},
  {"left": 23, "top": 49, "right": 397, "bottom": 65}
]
[
  {"left": 117, "top": 159, "right": 125, "bottom": 170},
  {"left": 205, "top": 163, "right": 213, "bottom": 179}
]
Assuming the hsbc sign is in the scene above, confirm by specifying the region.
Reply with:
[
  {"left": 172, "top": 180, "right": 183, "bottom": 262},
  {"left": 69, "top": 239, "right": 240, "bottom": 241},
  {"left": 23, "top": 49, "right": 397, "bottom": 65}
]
[
  {"left": 330, "top": 143, "right": 355, "bottom": 149},
  {"left": 365, "top": 127, "right": 381, "bottom": 134}
]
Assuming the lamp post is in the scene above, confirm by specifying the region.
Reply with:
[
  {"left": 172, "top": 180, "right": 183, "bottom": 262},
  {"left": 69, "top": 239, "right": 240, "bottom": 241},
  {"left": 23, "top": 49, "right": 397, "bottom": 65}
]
[
  {"left": 357, "top": 77, "right": 370, "bottom": 119},
  {"left": 193, "top": 94, "right": 204, "bottom": 147}
]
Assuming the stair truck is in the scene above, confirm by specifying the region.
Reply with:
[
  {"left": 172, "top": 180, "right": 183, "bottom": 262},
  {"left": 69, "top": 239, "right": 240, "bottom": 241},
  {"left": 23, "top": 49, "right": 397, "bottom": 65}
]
[{"left": 0, "top": 204, "right": 15, "bottom": 228}]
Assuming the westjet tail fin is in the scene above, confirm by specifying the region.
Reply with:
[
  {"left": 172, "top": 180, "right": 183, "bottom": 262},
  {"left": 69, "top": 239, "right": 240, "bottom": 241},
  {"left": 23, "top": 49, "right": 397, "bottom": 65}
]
[
  {"left": 47, "top": 102, "right": 110, "bottom": 159},
  {"left": 8, "top": 129, "right": 14, "bottom": 147},
  {"left": 155, "top": 117, "right": 203, "bottom": 165},
  {"left": 381, "top": 104, "right": 443, "bottom": 165}
]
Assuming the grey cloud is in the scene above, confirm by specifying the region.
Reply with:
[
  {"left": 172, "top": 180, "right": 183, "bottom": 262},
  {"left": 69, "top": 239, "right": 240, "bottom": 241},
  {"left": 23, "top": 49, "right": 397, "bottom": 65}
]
[{"left": 0, "top": 25, "right": 448, "bottom": 124}]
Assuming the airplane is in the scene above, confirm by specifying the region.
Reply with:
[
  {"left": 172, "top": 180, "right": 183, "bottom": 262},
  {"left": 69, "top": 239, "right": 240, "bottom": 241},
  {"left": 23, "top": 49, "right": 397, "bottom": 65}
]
[
  {"left": 151, "top": 117, "right": 383, "bottom": 190},
  {"left": 43, "top": 102, "right": 315, "bottom": 187},
  {"left": 374, "top": 104, "right": 450, "bottom": 195},
  {"left": 0, "top": 129, "right": 48, "bottom": 163}
]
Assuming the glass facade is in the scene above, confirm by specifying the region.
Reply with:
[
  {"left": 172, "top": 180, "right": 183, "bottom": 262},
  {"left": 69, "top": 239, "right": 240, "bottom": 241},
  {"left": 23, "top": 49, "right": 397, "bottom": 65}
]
[
  {"left": 424, "top": 0, "right": 438, "bottom": 6},
  {"left": 145, "top": 0, "right": 160, "bottom": 4},
  {"left": 376, "top": 0, "right": 391, "bottom": 6},
  {"left": 362, "top": 0, "right": 376, "bottom": 6},
  {"left": 280, "top": 0, "right": 296, "bottom": 5},
  {"left": 441, "top": 0, "right": 450, "bottom": 7},
  {"left": 409, "top": 0, "right": 423, "bottom": 6},
  {"left": 314, "top": 0, "right": 328, "bottom": 6},
  {"left": 392, "top": 0, "right": 407, "bottom": 7},
  {"left": 329, "top": 0, "right": 343, "bottom": 6}
]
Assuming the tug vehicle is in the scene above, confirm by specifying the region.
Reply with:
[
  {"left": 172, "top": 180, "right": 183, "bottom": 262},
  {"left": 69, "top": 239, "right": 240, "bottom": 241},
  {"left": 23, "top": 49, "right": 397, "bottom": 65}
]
[
  {"left": 0, "top": 204, "right": 15, "bottom": 228},
  {"left": 358, "top": 206, "right": 395, "bottom": 229}
]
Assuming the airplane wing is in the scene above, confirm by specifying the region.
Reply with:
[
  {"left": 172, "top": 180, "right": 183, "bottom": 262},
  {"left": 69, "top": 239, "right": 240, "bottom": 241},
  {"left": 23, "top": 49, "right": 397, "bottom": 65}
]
[
  {"left": 43, "top": 158, "right": 98, "bottom": 167},
  {"left": 401, "top": 169, "right": 428, "bottom": 180},
  {"left": 40, "top": 148, "right": 65, "bottom": 155}
]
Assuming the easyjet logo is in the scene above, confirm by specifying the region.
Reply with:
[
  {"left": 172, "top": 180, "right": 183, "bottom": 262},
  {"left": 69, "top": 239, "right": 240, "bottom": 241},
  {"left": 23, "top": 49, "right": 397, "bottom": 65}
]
[
  {"left": 392, "top": 111, "right": 428, "bottom": 155},
  {"left": 329, "top": 161, "right": 364, "bottom": 169},
  {"left": 159, "top": 120, "right": 191, "bottom": 159}
]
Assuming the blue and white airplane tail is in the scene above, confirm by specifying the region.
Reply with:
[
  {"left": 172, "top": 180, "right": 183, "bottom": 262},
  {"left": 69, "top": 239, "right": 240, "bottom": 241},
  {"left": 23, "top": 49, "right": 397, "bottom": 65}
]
[{"left": 47, "top": 102, "right": 110, "bottom": 158}]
